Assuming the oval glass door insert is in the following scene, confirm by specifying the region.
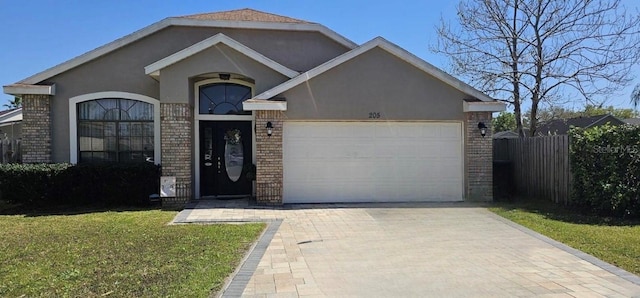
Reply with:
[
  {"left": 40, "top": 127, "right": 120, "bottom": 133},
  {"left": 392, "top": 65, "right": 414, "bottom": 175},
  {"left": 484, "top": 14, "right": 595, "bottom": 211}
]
[{"left": 224, "top": 129, "right": 244, "bottom": 182}]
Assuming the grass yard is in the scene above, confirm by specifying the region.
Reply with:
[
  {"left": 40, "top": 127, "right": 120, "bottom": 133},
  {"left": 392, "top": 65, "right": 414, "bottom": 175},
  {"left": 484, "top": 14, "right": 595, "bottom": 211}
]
[
  {"left": 0, "top": 208, "right": 265, "bottom": 297},
  {"left": 490, "top": 201, "right": 640, "bottom": 276}
]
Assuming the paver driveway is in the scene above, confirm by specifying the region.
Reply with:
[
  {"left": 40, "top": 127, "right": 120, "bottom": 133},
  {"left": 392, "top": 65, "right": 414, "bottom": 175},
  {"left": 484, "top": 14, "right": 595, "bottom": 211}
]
[{"left": 173, "top": 200, "right": 640, "bottom": 297}]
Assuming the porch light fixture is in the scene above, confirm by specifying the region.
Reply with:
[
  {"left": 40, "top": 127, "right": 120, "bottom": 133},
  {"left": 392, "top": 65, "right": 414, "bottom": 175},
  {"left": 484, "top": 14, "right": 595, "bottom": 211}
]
[
  {"left": 478, "top": 122, "right": 487, "bottom": 137},
  {"left": 266, "top": 121, "right": 273, "bottom": 137},
  {"left": 219, "top": 73, "right": 231, "bottom": 80}
]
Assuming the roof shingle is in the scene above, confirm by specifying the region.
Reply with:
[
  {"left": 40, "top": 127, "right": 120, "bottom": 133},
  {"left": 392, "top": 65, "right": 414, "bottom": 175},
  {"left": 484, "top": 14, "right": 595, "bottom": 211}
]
[
  {"left": 179, "top": 8, "right": 311, "bottom": 24},
  {"left": 536, "top": 114, "right": 625, "bottom": 135}
]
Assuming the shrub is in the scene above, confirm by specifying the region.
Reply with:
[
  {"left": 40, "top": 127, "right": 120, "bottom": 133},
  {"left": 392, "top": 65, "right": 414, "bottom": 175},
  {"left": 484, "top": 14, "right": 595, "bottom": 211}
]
[
  {"left": 570, "top": 124, "right": 640, "bottom": 218},
  {"left": 0, "top": 163, "right": 71, "bottom": 205},
  {"left": 0, "top": 163, "right": 160, "bottom": 208}
]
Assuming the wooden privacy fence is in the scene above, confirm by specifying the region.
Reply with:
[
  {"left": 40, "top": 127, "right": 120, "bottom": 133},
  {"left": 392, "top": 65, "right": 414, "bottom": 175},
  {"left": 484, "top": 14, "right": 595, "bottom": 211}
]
[
  {"left": 493, "top": 135, "right": 571, "bottom": 204},
  {"left": 0, "top": 138, "right": 21, "bottom": 164}
]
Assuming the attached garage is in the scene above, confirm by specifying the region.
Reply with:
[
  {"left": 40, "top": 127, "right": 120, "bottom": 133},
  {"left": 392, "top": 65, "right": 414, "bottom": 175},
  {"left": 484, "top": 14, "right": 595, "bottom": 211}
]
[
  {"left": 242, "top": 36, "right": 506, "bottom": 205},
  {"left": 283, "top": 122, "right": 464, "bottom": 203}
]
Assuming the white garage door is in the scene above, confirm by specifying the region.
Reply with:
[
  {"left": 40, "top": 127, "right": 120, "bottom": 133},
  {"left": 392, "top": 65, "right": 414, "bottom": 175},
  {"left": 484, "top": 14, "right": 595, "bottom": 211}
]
[{"left": 283, "top": 122, "right": 464, "bottom": 203}]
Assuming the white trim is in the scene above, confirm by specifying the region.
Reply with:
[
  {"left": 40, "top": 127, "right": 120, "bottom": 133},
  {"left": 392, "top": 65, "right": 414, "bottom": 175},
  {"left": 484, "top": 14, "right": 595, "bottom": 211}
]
[
  {"left": 169, "top": 18, "right": 356, "bottom": 49},
  {"left": 68, "top": 91, "right": 161, "bottom": 164},
  {"left": 194, "top": 79, "right": 256, "bottom": 199},
  {"left": 145, "top": 33, "right": 298, "bottom": 78},
  {"left": 0, "top": 121, "right": 21, "bottom": 128},
  {"left": 242, "top": 99, "right": 287, "bottom": 111},
  {"left": 255, "top": 37, "right": 496, "bottom": 103},
  {"left": 463, "top": 101, "right": 506, "bottom": 112},
  {"left": 197, "top": 114, "right": 254, "bottom": 121},
  {"left": 0, "top": 108, "right": 22, "bottom": 124},
  {"left": 3, "top": 84, "right": 55, "bottom": 96},
  {"left": 17, "top": 18, "right": 356, "bottom": 85}
]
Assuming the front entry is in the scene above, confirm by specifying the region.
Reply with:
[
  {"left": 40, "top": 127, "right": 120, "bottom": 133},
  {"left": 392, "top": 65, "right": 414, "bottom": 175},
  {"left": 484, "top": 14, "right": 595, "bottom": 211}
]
[{"left": 200, "top": 121, "right": 252, "bottom": 197}]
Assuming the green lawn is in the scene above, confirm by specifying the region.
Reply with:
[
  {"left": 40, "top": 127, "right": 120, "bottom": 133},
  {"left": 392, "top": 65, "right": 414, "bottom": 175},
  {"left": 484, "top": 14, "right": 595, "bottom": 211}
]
[
  {"left": 490, "top": 201, "right": 640, "bottom": 275},
  {"left": 0, "top": 207, "right": 265, "bottom": 297}
]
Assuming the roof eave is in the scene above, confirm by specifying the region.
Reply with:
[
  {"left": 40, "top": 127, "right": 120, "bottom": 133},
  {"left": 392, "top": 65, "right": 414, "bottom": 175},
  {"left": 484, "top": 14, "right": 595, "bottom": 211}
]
[
  {"left": 3, "top": 84, "right": 55, "bottom": 96},
  {"left": 242, "top": 99, "right": 287, "bottom": 111},
  {"left": 18, "top": 18, "right": 174, "bottom": 85},
  {"left": 255, "top": 37, "right": 497, "bottom": 103},
  {"left": 16, "top": 17, "right": 356, "bottom": 85},
  {"left": 0, "top": 108, "right": 22, "bottom": 123},
  {"left": 463, "top": 101, "right": 506, "bottom": 112},
  {"left": 144, "top": 33, "right": 299, "bottom": 78},
  {"left": 168, "top": 18, "right": 357, "bottom": 49},
  {"left": 585, "top": 114, "right": 623, "bottom": 128}
]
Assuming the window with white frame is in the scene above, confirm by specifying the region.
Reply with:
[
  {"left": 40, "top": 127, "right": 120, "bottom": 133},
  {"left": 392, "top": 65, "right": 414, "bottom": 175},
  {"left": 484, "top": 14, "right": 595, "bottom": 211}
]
[
  {"left": 77, "top": 98, "right": 154, "bottom": 163},
  {"left": 199, "top": 83, "right": 252, "bottom": 115}
]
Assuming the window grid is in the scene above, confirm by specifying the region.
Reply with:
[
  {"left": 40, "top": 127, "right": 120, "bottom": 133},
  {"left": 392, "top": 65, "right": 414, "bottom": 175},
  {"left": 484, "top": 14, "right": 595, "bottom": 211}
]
[
  {"left": 199, "top": 83, "right": 252, "bottom": 115},
  {"left": 78, "top": 98, "right": 154, "bottom": 163}
]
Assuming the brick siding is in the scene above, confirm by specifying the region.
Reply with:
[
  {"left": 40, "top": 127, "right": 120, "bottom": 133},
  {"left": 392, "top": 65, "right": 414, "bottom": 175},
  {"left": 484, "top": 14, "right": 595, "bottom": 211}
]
[
  {"left": 466, "top": 112, "right": 493, "bottom": 201},
  {"left": 21, "top": 94, "right": 51, "bottom": 163},
  {"left": 160, "top": 103, "right": 192, "bottom": 208},
  {"left": 255, "top": 110, "right": 284, "bottom": 205}
]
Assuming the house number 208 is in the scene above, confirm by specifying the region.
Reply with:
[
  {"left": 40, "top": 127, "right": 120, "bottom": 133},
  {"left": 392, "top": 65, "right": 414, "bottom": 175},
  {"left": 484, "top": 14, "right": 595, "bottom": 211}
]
[{"left": 368, "top": 112, "right": 381, "bottom": 119}]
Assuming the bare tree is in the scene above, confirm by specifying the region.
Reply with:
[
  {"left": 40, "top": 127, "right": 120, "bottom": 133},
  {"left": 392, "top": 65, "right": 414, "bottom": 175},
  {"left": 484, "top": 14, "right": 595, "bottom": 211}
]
[
  {"left": 433, "top": 0, "right": 640, "bottom": 136},
  {"left": 633, "top": 84, "right": 640, "bottom": 109}
]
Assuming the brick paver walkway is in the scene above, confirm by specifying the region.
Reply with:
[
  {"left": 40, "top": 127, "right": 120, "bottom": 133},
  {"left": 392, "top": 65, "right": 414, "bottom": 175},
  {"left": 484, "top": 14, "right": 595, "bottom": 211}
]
[{"left": 173, "top": 200, "right": 640, "bottom": 297}]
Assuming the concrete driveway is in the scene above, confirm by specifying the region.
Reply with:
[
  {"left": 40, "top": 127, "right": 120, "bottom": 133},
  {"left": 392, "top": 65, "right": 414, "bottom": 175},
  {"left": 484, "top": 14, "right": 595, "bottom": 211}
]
[{"left": 173, "top": 200, "right": 640, "bottom": 297}]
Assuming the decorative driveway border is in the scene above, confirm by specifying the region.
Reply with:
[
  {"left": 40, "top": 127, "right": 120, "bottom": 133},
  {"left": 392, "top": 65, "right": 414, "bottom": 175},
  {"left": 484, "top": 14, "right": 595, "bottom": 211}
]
[
  {"left": 171, "top": 201, "right": 640, "bottom": 297},
  {"left": 487, "top": 212, "right": 640, "bottom": 287},
  {"left": 171, "top": 201, "right": 282, "bottom": 298}
]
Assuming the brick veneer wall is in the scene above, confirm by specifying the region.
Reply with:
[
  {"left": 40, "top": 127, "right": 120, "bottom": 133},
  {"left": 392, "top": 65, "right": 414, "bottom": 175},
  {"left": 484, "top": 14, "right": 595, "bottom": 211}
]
[
  {"left": 21, "top": 94, "right": 51, "bottom": 163},
  {"left": 255, "top": 110, "right": 284, "bottom": 205},
  {"left": 466, "top": 112, "right": 493, "bottom": 201},
  {"left": 160, "top": 103, "right": 192, "bottom": 208}
]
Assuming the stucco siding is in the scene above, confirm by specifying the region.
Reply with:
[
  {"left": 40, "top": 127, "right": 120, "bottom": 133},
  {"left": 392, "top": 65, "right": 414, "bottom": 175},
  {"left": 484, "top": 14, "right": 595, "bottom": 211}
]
[
  {"left": 282, "top": 47, "right": 467, "bottom": 121},
  {"left": 42, "top": 26, "right": 349, "bottom": 162},
  {"left": 160, "top": 44, "right": 289, "bottom": 103}
]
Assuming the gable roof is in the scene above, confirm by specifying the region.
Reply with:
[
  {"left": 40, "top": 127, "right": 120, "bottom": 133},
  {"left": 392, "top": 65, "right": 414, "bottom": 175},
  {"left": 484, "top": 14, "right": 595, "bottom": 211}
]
[
  {"left": 493, "top": 131, "right": 520, "bottom": 139},
  {"left": 8, "top": 9, "right": 356, "bottom": 87},
  {"left": 180, "top": 8, "right": 310, "bottom": 24},
  {"left": 0, "top": 108, "right": 19, "bottom": 117},
  {"left": 144, "top": 33, "right": 299, "bottom": 78},
  {"left": 254, "top": 37, "right": 497, "bottom": 102},
  {"left": 536, "top": 114, "right": 625, "bottom": 135},
  {"left": 624, "top": 118, "right": 640, "bottom": 125},
  {"left": 0, "top": 108, "right": 22, "bottom": 125}
]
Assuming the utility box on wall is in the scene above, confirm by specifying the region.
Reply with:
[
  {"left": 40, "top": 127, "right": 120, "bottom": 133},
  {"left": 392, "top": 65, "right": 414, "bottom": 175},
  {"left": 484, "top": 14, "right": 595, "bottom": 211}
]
[{"left": 160, "top": 176, "right": 176, "bottom": 198}]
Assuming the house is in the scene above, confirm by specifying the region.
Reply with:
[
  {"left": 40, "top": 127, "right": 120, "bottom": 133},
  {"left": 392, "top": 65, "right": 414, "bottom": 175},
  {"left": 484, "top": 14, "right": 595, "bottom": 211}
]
[
  {"left": 536, "top": 114, "right": 625, "bottom": 136},
  {"left": 492, "top": 131, "right": 519, "bottom": 139},
  {"left": 0, "top": 108, "right": 22, "bottom": 140},
  {"left": 2, "top": 8, "right": 505, "bottom": 205},
  {"left": 624, "top": 118, "right": 640, "bottom": 125}
]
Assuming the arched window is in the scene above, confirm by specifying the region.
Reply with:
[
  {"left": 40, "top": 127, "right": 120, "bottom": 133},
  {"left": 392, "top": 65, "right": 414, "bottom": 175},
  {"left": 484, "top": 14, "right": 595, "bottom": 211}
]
[
  {"left": 77, "top": 98, "right": 154, "bottom": 163},
  {"left": 198, "top": 83, "right": 252, "bottom": 115}
]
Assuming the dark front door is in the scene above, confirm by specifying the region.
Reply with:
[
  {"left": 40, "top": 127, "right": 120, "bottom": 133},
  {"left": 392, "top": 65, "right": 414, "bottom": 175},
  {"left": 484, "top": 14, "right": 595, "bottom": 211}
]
[{"left": 200, "top": 121, "right": 252, "bottom": 197}]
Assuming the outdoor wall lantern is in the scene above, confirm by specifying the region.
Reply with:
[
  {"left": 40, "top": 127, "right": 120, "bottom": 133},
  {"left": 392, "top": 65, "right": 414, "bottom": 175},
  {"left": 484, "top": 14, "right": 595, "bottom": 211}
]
[
  {"left": 266, "top": 121, "right": 273, "bottom": 137},
  {"left": 219, "top": 73, "right": 231, "bottom": 80},
  {"left": 478, "top": 122, "right": 487, "bottom": 137}
]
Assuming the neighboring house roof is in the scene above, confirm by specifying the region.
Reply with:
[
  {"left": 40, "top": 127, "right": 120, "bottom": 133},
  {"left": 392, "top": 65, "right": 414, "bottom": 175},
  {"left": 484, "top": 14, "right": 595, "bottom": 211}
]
[
  {"left": 144, "top": 33, "right": 299, "bottom": 78},
  {"left": 0, "top": 108, "right": 18, "bottom": 117},
  {"left": 253, "top": 37, "right": 498, "bottom": 103},
  {"left": 536, "top": 114, "right": 625, "bottom": 135},
  {"left": 5, "top": 9, "right": 356, "bottom": 88},
  {"left": 624, "top": 118, "right": 640, "bottom": 125},
  {"left": 493, "top": 131, "right": 519, "bottom": 139},
  {"left": 180, "top": 8, "right": 311, "bottom": 24},
  {"left": 0, "top": 108, "right": 22, "bottom": 127}
]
